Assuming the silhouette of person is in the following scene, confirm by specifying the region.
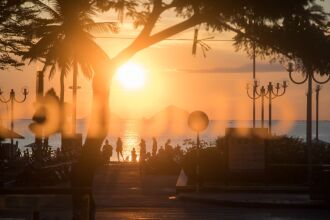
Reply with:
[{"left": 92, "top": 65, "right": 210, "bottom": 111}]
[
  {"left": 165, "top": 139, "right": 173, "bottom": 152},
  {"left": 158, "top": 146, "right": 165, "bottom": 155},
  {"left": 131, "top": 148, "right": 137, "bottom": 162},
  {"left": 139, "top": 139, "right": 147, "bottom": 162},
  {"left": 152, "top": 137, "right": 157, "bottom": 157},
  {"left": 164, "top": 139, "right": 174, "bottom": 159},
  {"left": 102, "top": 139, "right": 113, "bottom": 164},
  {"left": 116, "top": 137, "right": 124, "bottom": 162}
]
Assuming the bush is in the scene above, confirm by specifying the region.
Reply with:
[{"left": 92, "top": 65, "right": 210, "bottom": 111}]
[
  {"left": 142, "top": 145, "right": 183, "bottom": 175},
  {"left": 266, "top": 136, "right": 307, "bottom": 164},
  {"left": 181, "top": 146, "right": 224, "bottom": 184}
]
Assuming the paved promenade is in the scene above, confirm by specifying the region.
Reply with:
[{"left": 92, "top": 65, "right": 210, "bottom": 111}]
[
  {"left": 93, "top": 163, "right": 177, "bottom": 208},
  {"left": 2, "top": 163, "right": 330, "bottom": 220},
  {"left": 93, "top": 163, "right": 330, "bottom": 220}
]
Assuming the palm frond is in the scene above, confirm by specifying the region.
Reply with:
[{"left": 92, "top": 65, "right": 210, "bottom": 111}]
[
  {"left": 40, "top": 62, "right": 49, "bottom": 74},
  {"left": 25, "top": 0, "right": 111, "bottom": 84},
  {"left": 76, "top": 33, "right": 109, "bottom": 64},
  {"left": 49, "top": 63, "right": 57, "bottom": 79},
  {"left": 56, "top": 55, "right": 71, "bottom": 79},
  {"left": 32, "top": 25, "right": 61, "bottom": 39},
  {"left": 32, "top": 0, "right": 62, "bottom": 20},
  {"left": 79, "top": 62, "right": 94, "bottom": 79},
  {"left": 23, "top": 31, "right": 60, "bottom": 62}
]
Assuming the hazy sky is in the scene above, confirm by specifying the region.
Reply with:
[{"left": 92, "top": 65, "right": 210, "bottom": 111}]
[{"left": 0, "top": 1, "right": 329, "bottom": 121}]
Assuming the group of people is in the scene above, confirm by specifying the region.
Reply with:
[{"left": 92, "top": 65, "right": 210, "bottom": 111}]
[
  {"left": 101, "top": 137, "right": 124, "bottom": 163},
  {"left": 101, "top": 137, "right": 162, "bottom": 164}
]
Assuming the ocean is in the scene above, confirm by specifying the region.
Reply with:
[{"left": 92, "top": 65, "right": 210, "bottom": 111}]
[{"left": 6, "top": 119, "right": 330, "bottom": 159}]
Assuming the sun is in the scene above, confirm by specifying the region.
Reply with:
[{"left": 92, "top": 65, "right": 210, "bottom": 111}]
[{"left": 115, "top": 62, "right": 146, "bottom": 90}]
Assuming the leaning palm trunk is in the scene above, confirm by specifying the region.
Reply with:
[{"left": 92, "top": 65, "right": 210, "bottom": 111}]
[
  {"left": 59, "top": 69, "right": 66, "bottom": 151},
  {"left": 71, "top": 62, "right": 112, "bottom": 220},
  {"left": 60, "top": 69, "right": 65, "bottom": 103}
]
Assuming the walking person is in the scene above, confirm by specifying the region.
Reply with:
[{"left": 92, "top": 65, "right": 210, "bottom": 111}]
[
  {"left": 116, "top": 137, "right": 124, "bottom": 162},
  {"left": 152, "top": 137, "right": 157, "bottom": 157},
  {"left": 139, "top": 139, "right": 147, "bottom": 163},
  {"left": 131, "top": 148, "right": 137, "bottom": 162}
]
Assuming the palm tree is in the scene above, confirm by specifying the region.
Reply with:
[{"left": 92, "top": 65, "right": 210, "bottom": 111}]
[{"left": 23, "top": 0, "right": 117, "bottom": 134}]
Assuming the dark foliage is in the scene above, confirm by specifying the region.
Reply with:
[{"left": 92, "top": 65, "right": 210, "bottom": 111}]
[
  {"left": 0, "top": 0, "right": 40, "bottom": 70},
  {"left": 143, "top": 144, "right": 183, "bottom": 175},
  {"left": 267, "top": 136, "right": 307, "bottom": 164},
  {"left": 267, "top": 136, "right": 330, "bottom": 164},
  {"left": 181, "top": 136, "right": 330, "bottom": 185},
  {"left": 181, "top": 146, "right": 224, "bottom": 184}
]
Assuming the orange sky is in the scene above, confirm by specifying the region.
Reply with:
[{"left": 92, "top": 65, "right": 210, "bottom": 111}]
[{"left": 0, "top": 3, "right": 330, "bottom": 121}]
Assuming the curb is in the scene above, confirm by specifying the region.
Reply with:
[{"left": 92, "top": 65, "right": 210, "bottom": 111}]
[
  {"left": 176, "top": 186, "right": 310, "bottom": 194},
  {"left": 178, "top": 194, "right": 330, "bottom": 209}
]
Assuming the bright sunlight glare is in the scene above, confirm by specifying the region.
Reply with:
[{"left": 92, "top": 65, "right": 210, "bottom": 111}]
[{"left": 115, "top": 62, "right": 146, "bottom": 90}]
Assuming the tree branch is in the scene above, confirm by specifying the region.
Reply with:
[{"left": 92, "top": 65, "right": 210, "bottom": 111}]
[
  {"left": 218, "top": 19, "right": 292, "bottom": 59},
  {"left": 136, "top": 0, "right": 164, "bottom": 40},
  {"left": 112, "top": 14, "right": 203, "bottom": 67}
]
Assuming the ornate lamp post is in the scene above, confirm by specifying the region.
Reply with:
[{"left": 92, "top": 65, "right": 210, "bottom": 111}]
[
  {"left": 248, "top": 19, "right": 257, "bottom": 128},
  {"left": 246, "top": 80, "right": 260, "bottom": 127},
  {"left": 315, "top": 85, "right": 321, "bottom": 142},
  {"left": 265, "top": 81, "right": 288, "bottom": 134},
  {"left": 287, "top": 62, "right": 330, "bottom": 182},
  {"left": 252, "top": 42, "right": 257, "bottom": 128},
  {"left": 256, "top": 85, "right": 268, "bottom": 129},
  {"left": 247, "top": 80, "right": 288, "bottom": 134},
  {"left": 0, "top": 88, "right": 29, "bottom": 146},
  {"left": 188, "top": 111, "right": 209, "bottom": 192},
  {"left": 247, "top": 80, "right": 269, "bottom": 128}
]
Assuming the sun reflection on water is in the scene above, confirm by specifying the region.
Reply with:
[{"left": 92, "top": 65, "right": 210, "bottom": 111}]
[{"left": 121, "top": 120, "right": 141, "bottom": 161}]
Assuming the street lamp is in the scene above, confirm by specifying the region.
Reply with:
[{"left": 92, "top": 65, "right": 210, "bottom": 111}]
[
  {"left": 247, "top": 80, "right": 269, "bottom": 128},
  {"left": 315, "top": 85, "right": 321, "bottom": 142},
  {"left": 247, "top": 80, "right": 288, "bottom": 134},
  {"left": 265, "top": 81, "right": 288, "bottom": 134},
  {"left": 246, "top": 80, "right": 260, "bottom": 127},
  {"left": 0, "top": 87, "right": 29, "bottom": 146},
  {"left": 287, "top": 62, "right": 330, "bottom": 183},
  {"left": 188, "top": 111, "right": 209, "bottom": 192},
  {"left": 252, "top": 41, "right": 257, "bottom": 128}
]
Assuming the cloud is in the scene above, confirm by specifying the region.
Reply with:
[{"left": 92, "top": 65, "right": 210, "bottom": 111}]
[{"left": 178, "top": 63, "right": 286, "bottom": 74}]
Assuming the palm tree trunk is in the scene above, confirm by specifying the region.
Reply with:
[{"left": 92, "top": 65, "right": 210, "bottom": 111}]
[
  {"left": 72, "top": 58, "right": 78, "bottom": 134},
  {"left": 60, "top": 69, "right": 66, "bottom": 151},
  {"left": 60, "top": 69, "right": 65, "bottom": 103},
  {"left": 77, "top": 64, "right": 112, "bottom": 169},
  {"left": 71, "top": 62, "right": 112, "bottom": 220}
]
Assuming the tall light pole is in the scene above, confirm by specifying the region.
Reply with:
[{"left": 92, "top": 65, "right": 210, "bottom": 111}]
[
  {"left": 287, "top": 62, "right": 330, "bottom": 182},
  {"left": 188, "top": 111, "right": 209, "bottom": 192},
  {"left": 247, "top": 80, "right": 260, "bottom": 127},
  {"left": 252, "top": 42, "right": 256, "bottom": 128},
  {"left": 258, "top": 86, "right": 267, "bottom": 128},
  {"left": 0, "top": 88, "right": 29, "bottom": 146},
  {"left": 315, "top": 85, "right": 321, "bottom": 142}
]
